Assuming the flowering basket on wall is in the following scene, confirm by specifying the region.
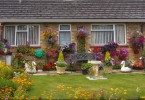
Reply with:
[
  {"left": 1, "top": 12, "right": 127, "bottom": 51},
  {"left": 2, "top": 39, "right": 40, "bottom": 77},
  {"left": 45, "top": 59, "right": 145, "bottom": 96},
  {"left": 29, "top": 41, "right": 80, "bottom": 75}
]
[
  {"left": 42, "top": 29, "right": 57, "bottom": 45},
  {"left": 129, "top": 31, "right": 145, "bottom": 54},
  {"left": 42, "top": 29, "right": 60, "bottom": 58},
  {"left": 77, "top": 28, "right": 88, "bottom": 37},
  {"left": 77, "top": 28, "right": 88, "bottom": 53}
]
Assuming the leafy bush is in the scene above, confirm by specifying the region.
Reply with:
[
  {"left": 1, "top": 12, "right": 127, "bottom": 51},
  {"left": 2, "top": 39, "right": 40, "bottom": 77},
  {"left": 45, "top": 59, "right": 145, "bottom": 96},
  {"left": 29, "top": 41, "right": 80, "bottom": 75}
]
[
  {"left": 11, "top": 53, "right": 25, "bottom": 69},
  {"left": 0, "top": 79, "right": 18, "bottom": 99},
  {"left": 81, "top": 63, "right": 93, "bottom": 70},
  {"left": 0, "top": 62, "right": 14, "bottom": 80},
  {"left": 17, "top": 44, "right": 35, "bottom": 55}
]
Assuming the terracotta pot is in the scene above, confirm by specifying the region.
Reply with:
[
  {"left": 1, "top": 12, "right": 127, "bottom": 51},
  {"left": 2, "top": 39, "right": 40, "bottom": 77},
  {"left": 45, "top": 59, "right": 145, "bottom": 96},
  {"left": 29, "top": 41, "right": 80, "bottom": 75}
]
[{"left": 56, "top": 66, "right": 66, "bottom": 74}]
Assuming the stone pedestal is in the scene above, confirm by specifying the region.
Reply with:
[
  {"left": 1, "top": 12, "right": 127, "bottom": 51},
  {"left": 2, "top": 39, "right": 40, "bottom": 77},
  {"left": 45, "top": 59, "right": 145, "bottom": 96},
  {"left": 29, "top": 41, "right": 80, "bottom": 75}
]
[{"left": 88, "top": 61, "right": 101, "bottom": 77}]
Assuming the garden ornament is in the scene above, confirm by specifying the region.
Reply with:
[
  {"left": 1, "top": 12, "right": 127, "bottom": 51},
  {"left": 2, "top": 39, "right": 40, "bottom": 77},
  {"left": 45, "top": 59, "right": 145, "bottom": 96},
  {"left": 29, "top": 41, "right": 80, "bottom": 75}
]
[
  {"left": 25, "top": 61, "right": 36, "bottom": 73},
  {"left": 120, "top": 61, "right": 131, "bottom": 72},
  {"left": 35, "top": 49, "right": 44, "bottom": 58},
  {"left": 88, "top": 49, "right": 92, "bottom": 53}
]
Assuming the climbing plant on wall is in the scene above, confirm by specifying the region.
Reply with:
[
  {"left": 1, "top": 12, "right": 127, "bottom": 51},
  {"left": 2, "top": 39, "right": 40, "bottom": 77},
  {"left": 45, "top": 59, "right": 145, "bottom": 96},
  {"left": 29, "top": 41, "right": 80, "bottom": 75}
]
[
  {"left": 42, "top": 29, "right": 60, "bottom": 59},
  {"left": 77, "top": 28, "right": 88, "bottom": 53}
]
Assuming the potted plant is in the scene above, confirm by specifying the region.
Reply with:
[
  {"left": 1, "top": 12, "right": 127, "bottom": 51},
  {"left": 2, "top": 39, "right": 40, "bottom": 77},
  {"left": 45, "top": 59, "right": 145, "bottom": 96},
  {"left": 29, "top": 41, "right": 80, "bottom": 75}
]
[
  {"left": 103, "top": 51, "right": 113, "bottom": 73},
  {"left": 129, "top": 31, "right": 144, "bottom": 54},
  {"left": 81, "top": 63, "right": 93, "bottom": 75},
  {"left": 55, "top": 51, "right": 67, "bottom": 74}
]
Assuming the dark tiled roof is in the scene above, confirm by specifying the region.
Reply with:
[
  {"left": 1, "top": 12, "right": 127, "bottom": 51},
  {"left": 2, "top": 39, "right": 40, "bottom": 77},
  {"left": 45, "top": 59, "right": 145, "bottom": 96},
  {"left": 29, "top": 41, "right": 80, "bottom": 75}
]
[{"left": 0, "top": 0, "right": 145, "bottom": 19}]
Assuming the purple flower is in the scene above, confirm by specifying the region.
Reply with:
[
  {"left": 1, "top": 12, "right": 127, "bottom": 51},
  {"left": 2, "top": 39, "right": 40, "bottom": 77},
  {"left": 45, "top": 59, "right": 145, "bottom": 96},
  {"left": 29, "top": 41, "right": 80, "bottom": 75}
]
[
  {"left": 119, "top": 48, "right": 128, "bottom": 57},
  {"left": 96, "top": 52, "right": 104, "bottom": 60},
  {"left": 129, "top": 31, "right": 144, "bottom": 50},
  {"left": 77, "top": 28, "right": 88, "bottom": 37},
  {"left": 62, "top": 42, "right": 76, "bottom": 53}
]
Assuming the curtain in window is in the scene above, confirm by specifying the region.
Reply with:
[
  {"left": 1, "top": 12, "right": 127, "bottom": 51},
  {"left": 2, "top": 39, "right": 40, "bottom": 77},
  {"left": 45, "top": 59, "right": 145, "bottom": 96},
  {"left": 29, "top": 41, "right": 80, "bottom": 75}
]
[
  {"left": 91, "top": 31, "right": 114, "bottom": 45},
  {"left": 16, "top": 32, "right": 27, "bottom": 45},
  {"left": 29, "top": 25, "right": 39, "bottom": 45},
  {"left": 5, "top": 26, "right": 15, "bottom": 45},
  {"left": 59, "top": 31, "right": 70, "bottom": 45},
  {"left": 115, "top": 25, "right": 125, "bottom": 44}
]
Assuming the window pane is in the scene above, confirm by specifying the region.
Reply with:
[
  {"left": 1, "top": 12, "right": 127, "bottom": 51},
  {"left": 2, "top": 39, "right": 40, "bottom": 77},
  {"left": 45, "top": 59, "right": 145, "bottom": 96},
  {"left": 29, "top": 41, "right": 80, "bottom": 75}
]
[
  {"left": 17, "top": 25, "right": 27, "bottom": 30},
  {"left": 115, "top": 25, "right": 125, "bottom": 44},
  {"left": 91, "top": 31, "right": 114, "bottom": 45},
  {"left": 16, "top": 32, "right": 27, "bottom": 45},
  {"left": 5, "top": 26, "right": 15, "bottom": 45},
  {"left": 29, "top": 25, "right": 39, "bottom": 45},
  {"left": 92, "top": 25, "right": 113, "bottom": 30},
  {"left": 60, "top": 25, "right": 70, "bottom": 30},
  {"left": 59, "top": 31, "right": 70, "bottom": 45}
]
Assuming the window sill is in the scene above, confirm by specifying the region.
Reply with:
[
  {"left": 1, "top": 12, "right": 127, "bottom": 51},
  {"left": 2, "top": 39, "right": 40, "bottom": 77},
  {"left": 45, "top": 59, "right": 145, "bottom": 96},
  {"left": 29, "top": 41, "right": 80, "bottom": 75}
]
[
  {"left": 11, "top": 46, "right": 41, "bottom": 49},
  {"left": 90, "top": 44, "right": 129, "bottom": 48}
]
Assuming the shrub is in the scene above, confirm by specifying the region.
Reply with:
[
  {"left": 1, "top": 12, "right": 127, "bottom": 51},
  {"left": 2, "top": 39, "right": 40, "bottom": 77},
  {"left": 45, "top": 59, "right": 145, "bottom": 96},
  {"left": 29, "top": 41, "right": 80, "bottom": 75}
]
[
  {"left": 0, "top": 79, "right": 18, "bottom": 99},
  {"left": 81, "top": 63, "right": 93, "bottom": 70},
  {"left": 17, "top": 43, "right": 35, "bottom": 55},
  {"left": 0, "top": 62, "right": 14, "bottom": 80}
]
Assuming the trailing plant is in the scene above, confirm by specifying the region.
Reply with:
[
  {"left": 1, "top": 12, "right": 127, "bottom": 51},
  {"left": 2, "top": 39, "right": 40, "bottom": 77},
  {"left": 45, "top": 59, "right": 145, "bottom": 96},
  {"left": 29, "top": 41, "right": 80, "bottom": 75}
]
[
  {"left": 101, "top": 42, "right": 118, "bottom": 54},
  {"left": 43, "top": 29, "right": 60, "bottom": 58},
  {"left": 77, "top": 28, "right": 88, "bottom": 53},
  {"left": 129, "top": 31, "right": 144, "bottom": 53}
]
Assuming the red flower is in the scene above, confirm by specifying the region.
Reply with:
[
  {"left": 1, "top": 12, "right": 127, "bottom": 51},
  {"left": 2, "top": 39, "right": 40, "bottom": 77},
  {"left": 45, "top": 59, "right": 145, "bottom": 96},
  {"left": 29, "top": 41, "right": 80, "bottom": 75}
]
[{"left": 17, "top": 54, "right": 22, "bottom": 59}]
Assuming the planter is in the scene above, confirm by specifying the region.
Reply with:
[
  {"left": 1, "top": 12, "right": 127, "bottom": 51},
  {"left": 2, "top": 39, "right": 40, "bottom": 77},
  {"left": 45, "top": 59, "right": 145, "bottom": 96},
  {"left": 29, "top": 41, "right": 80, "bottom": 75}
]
[
  {"left": 6, "top": 55, "right": 12, "bottom": 65},
  {"left": 82, "top": 69, "right": 88, "bottom": 75},
  {"left": 103, "top": 67, "right": 112, "bottom": 73},
  {"left": 56, "top": 66, "right": 66, "bottom": 74}
]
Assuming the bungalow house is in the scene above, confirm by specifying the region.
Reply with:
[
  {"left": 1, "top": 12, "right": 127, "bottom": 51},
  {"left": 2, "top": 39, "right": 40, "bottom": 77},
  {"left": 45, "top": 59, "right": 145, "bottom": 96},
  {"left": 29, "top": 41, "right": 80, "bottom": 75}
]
[{"left": 0, "top": 0, "right": 145, "bottom": 60}]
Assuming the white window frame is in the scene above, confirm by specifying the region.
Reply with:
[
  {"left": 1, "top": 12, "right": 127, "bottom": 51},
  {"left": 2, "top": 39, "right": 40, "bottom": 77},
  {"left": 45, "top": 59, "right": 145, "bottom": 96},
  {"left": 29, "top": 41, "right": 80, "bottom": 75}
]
[
  {"left": 91, "top": 24, "right": 126, "bottom": 46},
  {"left": 58, "top": 24, "right": 71, "bottom": 45},
  {"left": 4, "top": 24, "right": 40, "bottom": 46}
]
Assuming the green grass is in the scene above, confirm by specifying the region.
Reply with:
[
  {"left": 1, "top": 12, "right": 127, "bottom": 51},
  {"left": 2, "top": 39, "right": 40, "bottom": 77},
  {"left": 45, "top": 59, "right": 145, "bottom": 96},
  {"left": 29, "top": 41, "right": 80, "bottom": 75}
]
[{"left": 28, "top": 74, "right": 145, "bottom": 99}]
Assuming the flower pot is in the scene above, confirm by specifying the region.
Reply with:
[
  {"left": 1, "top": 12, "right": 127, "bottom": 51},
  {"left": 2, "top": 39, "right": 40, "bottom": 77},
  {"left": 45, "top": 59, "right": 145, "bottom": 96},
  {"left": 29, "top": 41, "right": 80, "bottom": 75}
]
[
  {"left": 56, "top": 66, "right": 66, "bottom": 74},
  {"left": 6, "top": 55, "right": 12, "bottom": 65}
]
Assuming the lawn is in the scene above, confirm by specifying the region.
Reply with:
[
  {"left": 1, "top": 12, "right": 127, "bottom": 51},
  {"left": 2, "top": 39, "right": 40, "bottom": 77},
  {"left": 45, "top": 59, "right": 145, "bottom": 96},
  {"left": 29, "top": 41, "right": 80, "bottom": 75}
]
[{"left": 28, "top": 73, "right": 145, "bottom": 99}]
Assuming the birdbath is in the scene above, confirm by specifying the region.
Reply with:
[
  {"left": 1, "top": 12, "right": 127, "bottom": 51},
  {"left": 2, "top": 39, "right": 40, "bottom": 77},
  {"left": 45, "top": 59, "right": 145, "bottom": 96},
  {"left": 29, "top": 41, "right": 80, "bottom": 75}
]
[{"left": 88, "top": 61, "right": 101, "bottom": 77}]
